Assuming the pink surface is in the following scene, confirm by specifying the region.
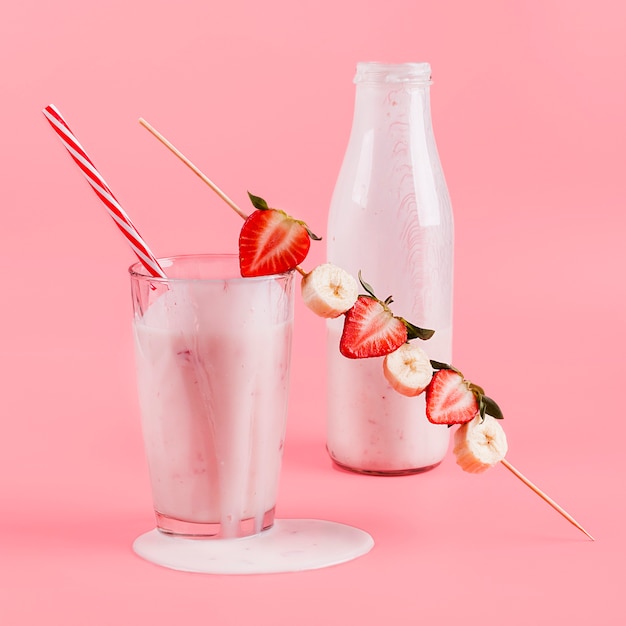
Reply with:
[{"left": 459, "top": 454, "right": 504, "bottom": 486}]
[{"left": 1, "top": 1, "right": 624, "bottom": 624}]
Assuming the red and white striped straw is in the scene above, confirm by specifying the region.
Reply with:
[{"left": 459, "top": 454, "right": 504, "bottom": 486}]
[{"left": 42, "top": 104, "right": 167, "bottom": 278}]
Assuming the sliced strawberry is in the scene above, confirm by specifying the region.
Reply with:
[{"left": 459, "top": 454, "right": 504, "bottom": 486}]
[
  {"left": 340, "top": 295, "right": 408, "bottom": 358},
  {"left": 239, "top": 208, "right": 311, "bottom": 277},
  {"left": 425, "top": 369, "right": 480, "bottom": 425},
  {"left": 238, "top": 193, "right": 321, "bottom": 277}
]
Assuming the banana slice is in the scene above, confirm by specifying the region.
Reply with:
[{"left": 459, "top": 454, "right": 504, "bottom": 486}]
[
  {"left": 382, "top": 342, "right": 433, "bottom": 396},
  {"left": 453, "top": 414, "right": 508, "bottom": 473},
  {"left": 301, "top": 263, "right": 359, "bottom": 318}
]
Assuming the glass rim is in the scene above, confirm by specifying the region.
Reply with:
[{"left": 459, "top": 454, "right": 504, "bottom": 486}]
[
  {"left": 354, "top": 61, "right": 432, "bottom": 85},
  {"left": 128, "top": 253, "right": 295, "bottom": 283}
]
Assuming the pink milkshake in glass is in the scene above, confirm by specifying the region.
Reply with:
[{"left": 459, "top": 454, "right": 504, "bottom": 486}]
[{"left": 130, "top": 254, "right": 294, "bottom": 538}]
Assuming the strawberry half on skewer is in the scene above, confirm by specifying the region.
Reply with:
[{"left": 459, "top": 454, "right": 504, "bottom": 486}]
[
  {"left": 238, "top": 192, "right": 321, "bottom": 277},
  {"left": 424, "top": 364, "right": 504, "bottom": 426},
  {"left": 340, "top": 295, "right": 408, "bottom": 358},
  {"left": 339, "top": 273, "right": 434, "bottom": 359},
  {"left": 425, "top": 368, "right": 480, "bottom": 425}
]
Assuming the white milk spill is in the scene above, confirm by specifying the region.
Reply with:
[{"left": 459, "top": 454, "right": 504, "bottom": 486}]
[{"left": 133, "top": 519, "right": 374, "bottom": 574}]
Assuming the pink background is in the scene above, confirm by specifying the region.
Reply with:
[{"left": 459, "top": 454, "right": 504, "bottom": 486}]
[{"left": 1, "top": 0, "right": 625, "bottom": 624}]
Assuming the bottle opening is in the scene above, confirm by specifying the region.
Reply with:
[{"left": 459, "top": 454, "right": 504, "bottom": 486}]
[{"left": 354, "top": 62, "right": 432, "bottom": 85}]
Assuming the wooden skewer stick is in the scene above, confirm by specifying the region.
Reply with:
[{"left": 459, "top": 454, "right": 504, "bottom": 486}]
[
  {"left": 138, "top": 117, "right": 307, "bottom": 278},
  {"left": 138, "top": 118, "right": 249, "bottom": 221},
  {"left": 500, "top": 458, "right": 594, "bottom": 541}
]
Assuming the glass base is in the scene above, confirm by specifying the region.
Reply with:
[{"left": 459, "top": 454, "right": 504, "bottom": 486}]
[
  {"left": 330, "top": 454, "right": 443, "bottom": 476},
  {"left": 133, "top": 519, "right": 374, "bottom": 574},
  {"left": 155, "top": 507, "right": 274, "bottom": 538}
]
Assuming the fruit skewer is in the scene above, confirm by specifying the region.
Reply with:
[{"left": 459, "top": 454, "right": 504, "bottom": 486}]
[{"left": 138, "top": 118, "right": 594, "bottom": 541}]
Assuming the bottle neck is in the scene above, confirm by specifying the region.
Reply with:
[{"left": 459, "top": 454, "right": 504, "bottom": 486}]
[
  {"left": 351, "top": 65, "right": 434, "bottom": 138},
  {"left": 343, "top": 62, "right": 443, "bottom": 217}
]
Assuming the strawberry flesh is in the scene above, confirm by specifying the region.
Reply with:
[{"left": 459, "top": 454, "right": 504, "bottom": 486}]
[
  {"left": 425, "top": 369, "right": 479, "bottom": 425},
  {"left": 239, "top": 209, "right": 311, "bottom": 277},
  {"left": 340, "top": 296, "right": 408, "bottom": 358}
]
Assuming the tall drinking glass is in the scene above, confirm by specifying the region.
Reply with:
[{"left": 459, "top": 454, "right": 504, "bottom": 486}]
[{"left": 129, "top": 254, "right": 294, "bottom": 539}]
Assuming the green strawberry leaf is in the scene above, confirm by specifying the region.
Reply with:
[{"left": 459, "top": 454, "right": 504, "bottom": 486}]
[
  {"left": 430, "top": 360, "right": 452, "bottom": 370},
  {"left": 303, "top": 224, "right": 322, "bottom": 241},
  {"left": 402, "top": 319, "right": 435, "bottom": 341},
  {"left": 247, "top": 192, "right": 269, "bottom": 211},
  {"left": 483, "top": 395, "right": 504, "bottom": 420},
  {"left": 357, "top": 271, "right": 377, "bottom": 299},
  {"left": 429, "top": 361, "right": 464, "bottom": 377}
]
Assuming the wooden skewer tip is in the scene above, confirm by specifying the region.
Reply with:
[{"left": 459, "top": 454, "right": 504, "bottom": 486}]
[{"left": 500, "top": 458, "right": 594, "bottom": 541}]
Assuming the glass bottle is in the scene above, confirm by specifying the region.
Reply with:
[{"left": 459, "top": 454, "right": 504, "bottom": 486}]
[{"left": 326, "top": 62, "right": 454, "bottom": 475}]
